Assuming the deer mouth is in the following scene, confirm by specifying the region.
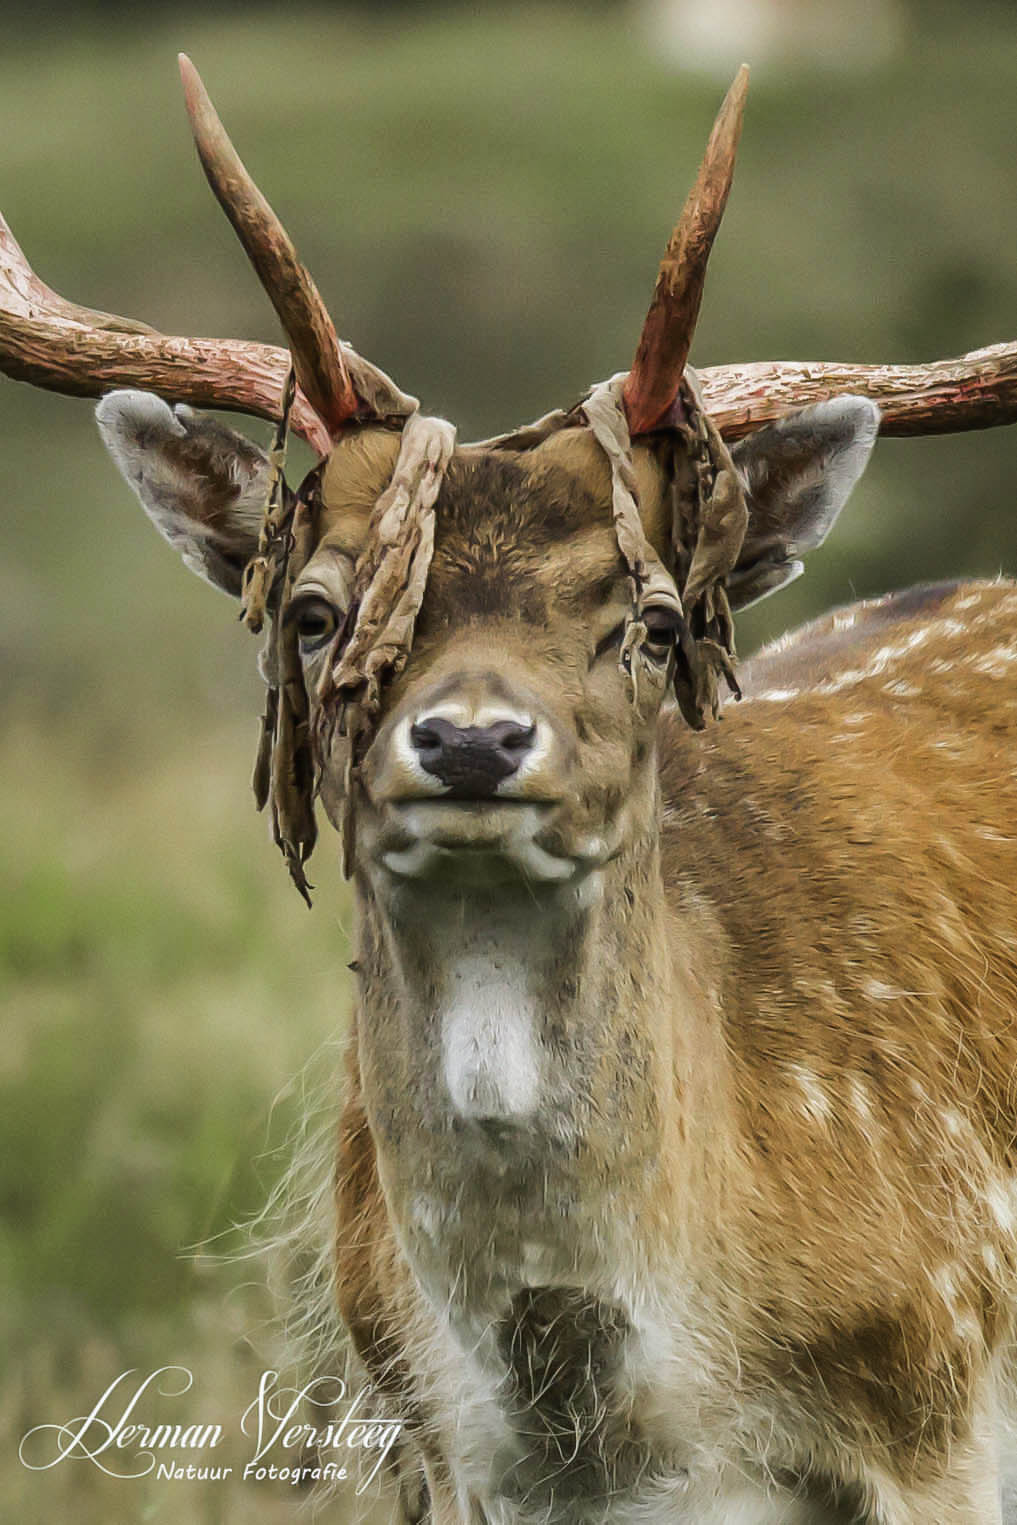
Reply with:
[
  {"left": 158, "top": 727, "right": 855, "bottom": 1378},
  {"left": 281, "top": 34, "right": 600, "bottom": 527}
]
[
  {"left": 392, "top": 795, "right": 556, "bottom": 815},
  {"left": 368, "top": 799, "right": 604, "bottom": 886}
]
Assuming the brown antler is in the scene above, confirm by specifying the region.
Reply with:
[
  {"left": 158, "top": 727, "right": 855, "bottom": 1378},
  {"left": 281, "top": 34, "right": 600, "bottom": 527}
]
[
  {"left": 0, "top": 54, "right": 411, "bottom": 454},
  {"left": 623, "top": 65, "right": 749, "bottom": 437},
  {"left": 1, "top": 57, "right": 1015, "bottom": 452},
  {"left": 698, "top": 345, "right": 1017, "bottom": 439},
  {"left": 178, "top": 54, "right": 360, "bottom": 437},
  {"left": 0, "top": 211, "right": 332, "bottom": 454}
]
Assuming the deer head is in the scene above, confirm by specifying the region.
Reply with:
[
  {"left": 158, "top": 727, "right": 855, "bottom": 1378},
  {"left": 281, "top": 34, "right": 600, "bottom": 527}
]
[{"left": 12, "top": 57, "right": 904, "bottom": 908}]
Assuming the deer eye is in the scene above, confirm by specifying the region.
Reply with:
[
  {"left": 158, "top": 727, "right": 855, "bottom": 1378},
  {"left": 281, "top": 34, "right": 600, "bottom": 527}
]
[
  {"left": 641, "top": 604, "right": 682, "bottom": 659},
  {"left": 290, "top": 595, "right": 341, "bottom": 652}
]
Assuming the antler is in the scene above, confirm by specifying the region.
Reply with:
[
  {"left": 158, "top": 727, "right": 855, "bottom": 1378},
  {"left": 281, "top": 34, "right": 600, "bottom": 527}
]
[
  {"left": 0, "top": 56, "right": 420, "bottom": 456},
  {"left": 0, "top": 57, "right": 1014, "bottom": 451},
  {"left": 619, "top": 62, "right": 1017, "bottom": 442},
  {"left": 624, "top": 65, "right": 749, "bottom": 437},
  {"left": 177, "top": 54, "right": 359, "bottom": 437},
  {"left": 698, "top": 346, "right": 1017, "bottom": 439},
  {"left": 176, "top": 57, "right": 416, "bottom": 429},
  {"left": 0, "top": 210, "right": 332, "bottom": 453}
]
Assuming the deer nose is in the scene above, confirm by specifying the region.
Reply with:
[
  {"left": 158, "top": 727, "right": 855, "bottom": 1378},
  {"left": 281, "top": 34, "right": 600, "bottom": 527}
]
[{"left": 410, "top": 716, "right": 536, "bottom": 797}]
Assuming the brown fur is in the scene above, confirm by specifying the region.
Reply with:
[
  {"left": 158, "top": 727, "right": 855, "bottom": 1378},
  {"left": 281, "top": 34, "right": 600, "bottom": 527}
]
[{"left": 316, "top": 441, "right": 1017, "bottom": 1523}]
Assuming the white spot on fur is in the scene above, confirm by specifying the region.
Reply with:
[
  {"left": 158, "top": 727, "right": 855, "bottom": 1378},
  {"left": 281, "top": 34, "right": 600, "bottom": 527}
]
[
  {"left": 750, "top": 687, "right": 800, "bottom": 703},
  {"left": 968, "top": 643, "right": 1017, "bottom": 678},
  {"left": 813, "top": 626, "right": 933, "bottom": 694},
  {"left": 930, "top": 1263, "right": 960, "bottom": 1312},
  {"left": 766, "top": 629, "right": 799, "bottom": 655},
  {"left": 936, "top": 834, "right": 968, "bottom": 868},
  {"left": 864, "top": 978, "right": 906, "bottom": 1001},
  {"left": 812, "top": 670, "right": 863, "bottom": 696},
  {"left": 848, "top": 1076, "right": 876, "bottom": 1129},
  {"left": 981, "top": 1243, "right": 1000, "bottom": 1278},
  {"left": 976, "top": 826, "right": 1009, "bottom": 843},
  {"left": 929, "top": 736, "right": 966, "bottom": 758},
  {"left": 986, "top": 1179, "right": 1016, "bottom": 1235},
  {"left": 954, "top": 1310, "right": 983, "bottom": 1346},
  {"left": 790, "top": 1064, "right": 831, "bottom": 1126},
  {"left": 810, "top": 617, "right": 979, "bottom": 697}
]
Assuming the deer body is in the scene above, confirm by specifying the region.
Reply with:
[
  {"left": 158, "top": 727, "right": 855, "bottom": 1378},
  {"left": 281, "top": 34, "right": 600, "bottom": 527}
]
[
  {"left": 5, "top": 55, "right": 1017, "bottom": 1525},
  {"left": 333, "top": 569, "right": 1017, "bottom": 1525}
]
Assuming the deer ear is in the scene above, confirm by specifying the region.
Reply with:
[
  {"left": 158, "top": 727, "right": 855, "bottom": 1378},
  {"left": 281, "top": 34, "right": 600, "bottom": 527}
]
[
  {"left": 96, "top": 390, "right": 271, "bottom": 597},
  {"left": 726, "top": 396, "right": 880, "bottom": 610}
]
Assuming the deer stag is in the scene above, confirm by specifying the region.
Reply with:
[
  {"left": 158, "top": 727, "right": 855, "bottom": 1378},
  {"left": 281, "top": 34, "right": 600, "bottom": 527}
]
[{"left": 5, "top": 55, "right": 1017, "bottom": 1525}]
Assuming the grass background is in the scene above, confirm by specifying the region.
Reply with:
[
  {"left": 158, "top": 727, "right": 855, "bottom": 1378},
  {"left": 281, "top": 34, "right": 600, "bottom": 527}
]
[{"left": 3, "top": 3, "right": 1015, "bottom": 1520}]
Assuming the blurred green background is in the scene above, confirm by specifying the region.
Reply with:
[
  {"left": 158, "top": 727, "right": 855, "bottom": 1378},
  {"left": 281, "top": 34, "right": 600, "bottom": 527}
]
[{"left": 2, "top": 2, "right": 1015, "bottom": 1521}]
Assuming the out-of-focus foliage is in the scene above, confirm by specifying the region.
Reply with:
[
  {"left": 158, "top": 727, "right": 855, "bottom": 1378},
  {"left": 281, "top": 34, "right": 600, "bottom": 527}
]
[{"left": 2, "top": 5, "right": 1014, "bottom": 1522}]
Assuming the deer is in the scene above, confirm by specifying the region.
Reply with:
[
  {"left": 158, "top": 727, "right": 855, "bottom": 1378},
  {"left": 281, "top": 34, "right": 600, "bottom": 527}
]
[{"left": 5, "top": 54, "right": 1017, "bottom": 1525}]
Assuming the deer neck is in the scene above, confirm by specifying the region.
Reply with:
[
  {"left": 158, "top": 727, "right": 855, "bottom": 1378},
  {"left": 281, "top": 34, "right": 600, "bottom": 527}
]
[{"left": 352, "top": 817, "right": 732, "bottom": 1319}]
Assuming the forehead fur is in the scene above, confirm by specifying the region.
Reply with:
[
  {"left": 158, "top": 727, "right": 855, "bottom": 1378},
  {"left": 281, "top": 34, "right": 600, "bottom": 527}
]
[
  {"left": 312, "top": 422, "right": 676, "bottom": 575},
  {"left": 424, "top": 449, "right": 623, "bottom": 624}
]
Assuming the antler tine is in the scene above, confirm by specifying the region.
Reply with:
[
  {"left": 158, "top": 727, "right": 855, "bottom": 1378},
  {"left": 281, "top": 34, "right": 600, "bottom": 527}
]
[
  {"left": 624, "top": 65, "right": 749, "bottom": 438},
  {"left": 0, "top": 212, "right": 332, "bottom": 454},
  {"left": 178, "top": 54, "right": 359, "bottom": 437}
]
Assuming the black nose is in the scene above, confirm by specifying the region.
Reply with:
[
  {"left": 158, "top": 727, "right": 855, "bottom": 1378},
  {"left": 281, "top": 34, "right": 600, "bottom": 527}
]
[{"left": 410, "top": 716, "right": 536, "bottom": 797}]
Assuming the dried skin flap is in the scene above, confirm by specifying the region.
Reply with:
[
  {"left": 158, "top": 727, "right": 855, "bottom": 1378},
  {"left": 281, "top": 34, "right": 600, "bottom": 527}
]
[
  {"left": 582, "top": 372, "right": 746, "bottom": 724},
  {"left": 316, "top": 414, "right": 455, "bottom": 878},
  {"left": 670, "top": 373, "right": 748, "bottom": 724},
  {"left": 582, "top": 376, "right": 686, "bottom": 705},
  {"left": 323, "top": 414, "right": 456, "bottom": 723}
]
